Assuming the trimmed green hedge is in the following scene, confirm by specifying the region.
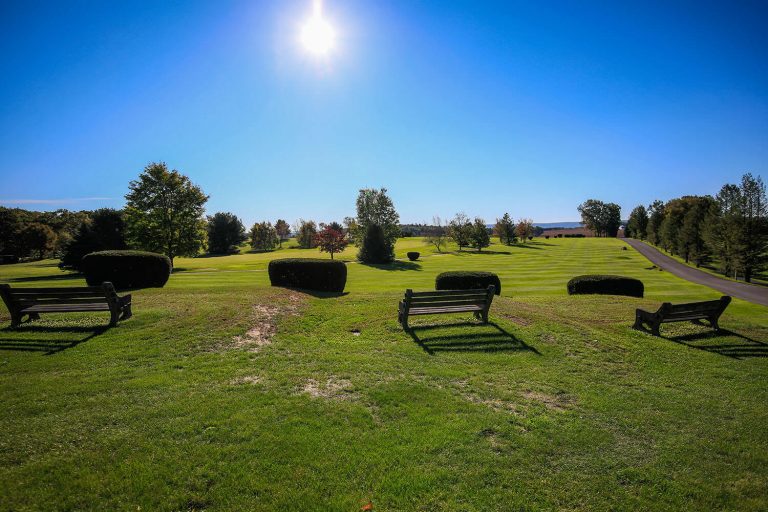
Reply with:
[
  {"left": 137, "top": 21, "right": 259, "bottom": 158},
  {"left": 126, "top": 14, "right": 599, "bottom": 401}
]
[
  {"left": 567, "top": 275, "right": 644, "bottom": 297},
  {"left": 406, "top": 252, "right": 420, "bottom": 261},
  {"left": 268, "top": 258, "right": 347, "bottom": 292},
  {"left": 435, "top": 271, "right": 501, "bottom": 295},
  {"left": 82, "top": 250, "right": 171, "bottom": 289}
]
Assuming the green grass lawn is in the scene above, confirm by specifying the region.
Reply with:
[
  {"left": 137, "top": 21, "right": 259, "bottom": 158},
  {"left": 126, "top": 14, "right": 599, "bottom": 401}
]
[{"left": 1, "top": 238, "right": 766, "bottom": 511}]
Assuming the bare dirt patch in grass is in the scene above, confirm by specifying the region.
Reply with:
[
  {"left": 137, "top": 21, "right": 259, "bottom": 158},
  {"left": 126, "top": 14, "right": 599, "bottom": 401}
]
[
  {"left": 522, "top": 390, "right": 575, "bottom": 411},
  {"left": 301, "top": 377, "right": 357, "bottom": 401},
  {"left": 229, "top": 375, "right": 262, "bottom": 385},
  {"left": 224, "top": 291, "right": 305, "bottom": 352}
]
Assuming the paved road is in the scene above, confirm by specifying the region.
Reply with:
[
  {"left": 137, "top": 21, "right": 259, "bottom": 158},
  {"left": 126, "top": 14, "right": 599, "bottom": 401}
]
[{"left": 624, "top": 239, "right": 768, "bottom": 307}]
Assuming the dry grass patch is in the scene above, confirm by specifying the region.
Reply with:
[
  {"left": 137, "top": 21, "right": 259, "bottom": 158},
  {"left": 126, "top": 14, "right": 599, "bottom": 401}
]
[
  {"left": 301, "top": 377, "right": 357, "bottom": 401},
  {"left": 225, "top": 290, "right": 306, "bottom": 352},
  {"left": 522, "top": 390, "right": 575, "bottom": 411}
]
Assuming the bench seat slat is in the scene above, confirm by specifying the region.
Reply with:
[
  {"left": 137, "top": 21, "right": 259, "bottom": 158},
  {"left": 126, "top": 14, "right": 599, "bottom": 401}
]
[
  {"left": 409, "top": 299, "right": 487, "bottom": 308},
  {"left": 16, "top": 298, "right": 110, "bottom": 305},
  {"left": 21, "top": 304, "right": 111, "bottom": 313},
  {"left": 409, "top": 294, "right": 487, "bottom": 302},
  {"left": 7, "top": 286, "right": 105, "bottom": 293},
  {"left": 409, "top": 305, "right": 484, "bottom": 315},
  {"left": 410, "top": 290, "right": 487, "bottom": 298},
  {"left": 10, "top": 291, "right": 108, "bottom": 299}
]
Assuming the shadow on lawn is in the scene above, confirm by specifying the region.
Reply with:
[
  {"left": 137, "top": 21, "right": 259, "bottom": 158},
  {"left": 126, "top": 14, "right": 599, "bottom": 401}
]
[
  {"left": 407, "top": 321, "right": 540, "bottom": 355},
  {"left": 361, "top": 260, "right": 421, "bottom": 271},
  {"left": 7, "top": 273, "right": 82, "bottom": 283},
  {"left": 0, "top": 325, "right": 108, "bottom": 355},
  {"left": 666, "top": 328, "right": 768, "bottom": 359}
]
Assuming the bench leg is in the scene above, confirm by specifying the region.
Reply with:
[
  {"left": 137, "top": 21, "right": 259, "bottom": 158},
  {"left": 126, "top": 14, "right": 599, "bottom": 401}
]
[
  {"left": 9, "top": 310, "right": 22, "bottom": 328},
  {"left": 633, "top": 310, "right": 645, "bottom": 330},
  {"left": 709, "top": 316, "right": 719, "bottom": 331},
  {"left": 109, "top": 310, "right": 120, "bottom": 327},
  {"left": 120, "top": 303, "right": 132, "bottom": 320}
]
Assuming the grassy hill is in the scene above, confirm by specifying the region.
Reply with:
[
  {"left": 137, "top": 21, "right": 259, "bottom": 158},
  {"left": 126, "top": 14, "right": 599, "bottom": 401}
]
[{"left": 1, "top": 238, "right": 766, "bottom": 510}]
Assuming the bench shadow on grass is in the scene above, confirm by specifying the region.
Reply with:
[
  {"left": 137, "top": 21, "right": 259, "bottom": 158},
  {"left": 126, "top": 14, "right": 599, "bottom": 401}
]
[
  {"left": 7, "top": 273, "right": 83, "bottom": 283},
  {"left": 0, "top": 325, "right": 108, "bottom": 355},
  {"left": 664, "top": 327, "right": 768, "bottom": 359},
  {"left": 407, "top": 321, "right": 540, "bottom": 355}
]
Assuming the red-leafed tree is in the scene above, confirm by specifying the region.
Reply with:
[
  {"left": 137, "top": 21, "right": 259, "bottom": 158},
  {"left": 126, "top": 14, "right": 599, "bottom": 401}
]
[{"left": 314, "top": 224, "right": 348, "bottom": 260}]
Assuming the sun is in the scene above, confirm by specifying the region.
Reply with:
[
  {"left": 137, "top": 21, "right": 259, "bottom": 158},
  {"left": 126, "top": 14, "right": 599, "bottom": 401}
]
[{"left": 300, "top": 0, "right": 336, "bottom": 57}]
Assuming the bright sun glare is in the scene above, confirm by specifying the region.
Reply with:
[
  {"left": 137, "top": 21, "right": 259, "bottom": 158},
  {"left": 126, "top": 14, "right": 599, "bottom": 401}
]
[{"left": 300, "top": 0, "right": 336, "bottom": 56}]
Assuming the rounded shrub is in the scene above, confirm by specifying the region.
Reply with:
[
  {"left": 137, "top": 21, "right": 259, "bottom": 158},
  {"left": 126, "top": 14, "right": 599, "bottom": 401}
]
[
  {"left": 268, "top": 258, "right": 347, "bottom": 292},
  {"left": 407, "top": 251, "right": 420, "bottom": 261},
  {"left": 567, "top": 275, "right": 644, "bottom": 298},
  {"left": 82, "top": 250, "right": 171, "bottom": 289},
  {"left": 435, "top": 271, "right": 501, "bottom": 295}
]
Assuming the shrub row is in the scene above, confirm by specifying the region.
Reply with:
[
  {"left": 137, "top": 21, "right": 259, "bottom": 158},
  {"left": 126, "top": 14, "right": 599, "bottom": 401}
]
[
  {"left": 567, "top": 275, "right": 644, "bottom": 297},
  {"left": 435, "top": 271, "right": 501, "bottom": 295},
  {"left": 268, "top": 258, "right": 347, "bottom": 292},
  {"left": 82, "top": 250, "right": 172, "bottom": 289}
]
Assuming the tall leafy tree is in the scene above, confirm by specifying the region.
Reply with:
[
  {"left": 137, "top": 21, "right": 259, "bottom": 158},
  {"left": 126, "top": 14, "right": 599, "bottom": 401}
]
[
  {"left": 626, "top": 205, "right": 649, "bottom": 239},
  {"left": 274, "top": 219, "right": 291, "bottom": 248},
  {"left": 679, "top": 197, "right": 715, "bottom": 266},
  {"left": 315, "top": 224, "right": 348, "bottom": 259},
  {"left": 60, "top": 209, "right": 128, "bottom": 270},
  {"left": 19, "top": 223, "right": 57, "bottom": 260},
  {"left": 494, "top": 213, "right": 516, "bottom": 245},
  {"left": 425, "top": 216, "right": 448, "bottom": 253},
  {"left": 295, "top": 219, "right": 318, "bottom": 249},
  {"left": 124, "top": 162, "right": 208, "bottom": 266},
  {"left": 358, "top": 223, "right": 392, "bottom": 263},
  {"left": 705, "top": 184, "right": 743, "bottom": 278},
  {"left": 577, "top": 199, "right": 621, "bottom": 237},
  {"left": 515, "top": 218, "right": 535, "bottom": 242},
  {"left": 738, "top": 173, "right": 767, "bottom": 282},
  {"left": 448, "top": 212, "right": 472, "bottom": 251},
  {"left": 646, "top": 200, "right": 666, "bottom": 246},
  {"left": 250, "top": 221, "right": 279, "bottom": 252},
  {"left": 470, "top": 218, "right": 490, "bottom": 251},
  {"left": 354, "top": 188, "right": 400, "bottom": 258},
  {"left": 0, "top": 207, "right": 23, "bottom": 256},
  {"left": 207, "top": 212, "right": 247, "bottom": 254}
]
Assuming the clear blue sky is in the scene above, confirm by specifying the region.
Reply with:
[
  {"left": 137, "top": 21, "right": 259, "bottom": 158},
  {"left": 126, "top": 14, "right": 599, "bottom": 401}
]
[{"left": 1, "top": 0, "right": 766, "bottom": 225}]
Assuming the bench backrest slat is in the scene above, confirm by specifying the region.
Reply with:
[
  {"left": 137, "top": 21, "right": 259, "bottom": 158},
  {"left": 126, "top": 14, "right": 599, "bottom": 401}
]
[
  {"left": 410, "top": 290, "right": 488, "bottom": 298},
  {"left": 410, "top": 299, "right": 487, "bottom": 308}
]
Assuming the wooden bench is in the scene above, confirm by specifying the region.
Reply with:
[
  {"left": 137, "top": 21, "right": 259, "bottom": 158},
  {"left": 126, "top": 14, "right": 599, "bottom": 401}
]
[
  {"left": 398, "top": 286, "right": 495, "bottom": 331},
  {"left": 0, "top": 282, "right": 132, "bottom": 328},
  {"left": 633, "top": 296, "right": 731, "bottom": 336}
]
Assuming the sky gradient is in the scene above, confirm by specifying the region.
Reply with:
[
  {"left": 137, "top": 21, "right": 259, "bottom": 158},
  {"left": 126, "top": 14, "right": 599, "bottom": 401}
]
[{"left": 1, "top": 0, "right": 766, "bottom": 225}]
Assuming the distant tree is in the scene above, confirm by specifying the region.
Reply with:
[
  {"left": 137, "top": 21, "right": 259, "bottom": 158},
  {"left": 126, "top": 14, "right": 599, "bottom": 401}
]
[
  {"left": 470, "top": 217, "right": 491, "bottom": 251},
  {"left": 354, "top": 188, "right": 400, "bottom": 258},
  {"left": 680, "top": 197, "right": 715, "bottom": 267},
  {"left": 124, "top": 162, "right": 208, "bottom": 266},
  {"left": 577, "top": 199, "right": 621, "bottom": 237},
  {"left": 19, "top": 223, "right": 56, "bottom": 260},
  {"left": 448, "top": 212, "right": 473, "bottom": 251},
  {"left": 494, "top": 213, "right": 516, "bottom": 245},
  {"left": 626, "top": 205, "right": 649, "bottom": 240},
  {"left": 206, "top": 212, "right": 247, "bottom": 254},
  {"left": 739, "top": 173, "right": 768, "bottom": 283},
  {"left": 60, "top": 209, "right": 128, "bottom": 270},
  {"left": 295, "top": 219, "right": 318, "bottom": 249},
  {"left": 250, "top": 221, "right": 279, "bottom": 252},
  {"left": 358, "top": 223, "right": 393, "bottom": 263},
  {"left": 515, "top": 218, "right": 534, "bottom": 242},
  {"left": 315, "top": 225, "right": 348, "bottom": 259},
  {"left": 646, "top": 200, "right": 666, "bottom": 246},
  {"left": 0, "top": 207, "right": 23, "bottom": 256},
  {"left": 275, "top": 219, "right": 291, "bottom": 248},
  {"left": 343, "top": 217, "right": 359, "bottom": 245},
  {"left": 425, "top": 216, "right": 448, "bottom": 252},
  {"left": 660, "top": 198, "right": 688, "bottom": 254},
  {"left": 705, "top": 184, "right": 743, "bottom": 278}
]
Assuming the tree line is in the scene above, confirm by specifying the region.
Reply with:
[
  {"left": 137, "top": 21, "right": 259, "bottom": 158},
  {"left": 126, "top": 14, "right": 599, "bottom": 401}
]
[{"left": 625, "top": 173, "right": 767, "bottom": 282}]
